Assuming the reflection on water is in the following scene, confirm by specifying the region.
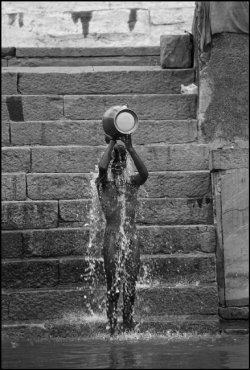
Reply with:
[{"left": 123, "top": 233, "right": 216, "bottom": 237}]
[{"left": 1, "top": 333, "right": 249, "bottom": 369}]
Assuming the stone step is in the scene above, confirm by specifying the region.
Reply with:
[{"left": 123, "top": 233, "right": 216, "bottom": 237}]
[
  {"left": 2, "top": 315, "right": 220, "bottom": 341},
  {"left": 1, "top": 144, "right": 209, "bottom": 173},
  {"left": 2, "top": 197, "right": 213, "bottom": 230},
  {"left": 4, "top": 46, "right": 161, "bottom": 67},
  {"left": 2, "top": 66, "right": 194, "bottom": 95},
  {"left": 4, "top": 119, "right": 198, "bottom": 147},
  {"left": 1, "top": 225, "right": 216, "bottom": 259},
  {"left": 1, "top": 254, "right": 216, "bottom": 290},
  {"left": 2, "top": 284, "right": 218, "bottom": 321},
  {"left": 2, "top": 94, "right": 197, "bottom": 121},
  {"left": 2, "top": 171, "right": 211, "bottom": 201}
]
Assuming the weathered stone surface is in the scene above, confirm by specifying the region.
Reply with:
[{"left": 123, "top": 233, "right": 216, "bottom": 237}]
[
  {"left": 59, "top": 200, "right": 91, "bottom": 223},
  {"left": 136, "top": 285, "right": 218, "bottom": 316},
  {"left": 198, "top": 34, "right": 249, "bottom": 144},
  {"left": 8, "top": 55, "right": 160, "bottom": 67},
  {"left": 2, "top": 260, "right": 59, "bottom": 289},
  {"left": 141, "top": 171, "right": 211, "bottom": 198},
  {"left": 151, "top": 7, "right": 194, "bottom": 25},
  {"left": 134, "top": 119, "right": 198, "bottom": 144},
  {"left": 1, "top": 295, "right": 9, "bottom": 321},
  {"left": 1, "top": 173, "right": 26, "bottom": 201},
  {"left": 1, "top": 147, "right": 30, "bottom": 172},
  {"left": 139, "top": 254, "right": 216, "bottom": 285},
  {"left": 10, "top": 119, "right": 198, "bottom": 146},
  {"left": 31, "top": 146, "right": 105, "bottom": 173},
  {"left": 64, "top": 94, "right": 197, "bottom": 120},
  {"left": 1, "top": 231, "right": 23, "bottom": 258},
  {"left": 12, "top": 66, "right": 194, "bottom": 95},
  {"left": 211, "top": 166, "right": 249, "bottom": 307},
  {"left": 5, "top": 284, "right": 216, "bottom": 321},
  {"left": 31, "top": 144, "right": 209, "bottom": 173},
  {"left": 221, "top": 168, "right": 249, "bottom": 306},
  {"left": 6, "top": 288, "right": 107, "bottom": 321},
  {"left": 59, "top": 258, "right": 106, "bottom": 285},
  {"left": 1, "top": 200, "right": 58, "bottom": 230},
  {"left": 136, "top": 144, "right": 209, "bottom": 171},
  {"left": 219, "top": 306, "right": 249, "bottom": 320},
  {"left": 137, "top": 197, "right": 213, "bottom": 225},
  {"left": 160, "top": 34, "right": 193, "bottom": 69},
  {"left": 2, "top": 59, "right": 7, "bottom": 66},
  {"left": 15, "top": 47, "right": 160, "bottom": 58},
  {"left": 27, "top": 173, "right": 91, "bottom": 200},
  {"left": 1, "top": 70, "right": 17, "bottom": 94},
  {"left": 1, "top": 121, "right": 10, "bottom": 146},
  {"left": 137, "top": 225, "right": 216, "bottom": 254},
  {"left": 1, "top": 96, "right": 10, "bottom": 121},
  {"left": 22, "top": 228, "right": 90, "bottom": 258},
  {"left": 209, "top": 148, "right": 249, "bottom": 170},
  {"left": 2, "top": 95, "right": 64, "bottom": 121},
  {"left": 1, "top": 315, "right": 220, "bottom": 339}
]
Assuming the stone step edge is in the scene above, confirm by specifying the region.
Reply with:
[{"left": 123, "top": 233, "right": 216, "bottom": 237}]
[
  {"left": 1, "top": 315, "right": 221, "bottom": 339},
  {"left": 2, "top": 47, "right": 160, "bottom": 59},
  {"left": 2, "top": 283, "right": 218, "bottom": 295},
  {"left": 3, "top": 65, "right": 193, "bottom": 72},
  {"left": 2, "top": 253, "right": 216, "bottom": 263}
]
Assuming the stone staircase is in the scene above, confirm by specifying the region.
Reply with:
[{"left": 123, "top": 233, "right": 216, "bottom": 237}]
[{"left": 1, "top": 46, "right": 219, "bottom": 340}]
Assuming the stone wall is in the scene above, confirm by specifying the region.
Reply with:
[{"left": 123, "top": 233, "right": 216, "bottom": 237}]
[
  {"left": 2, "top": 1, "right": 195, "bottom": 47},
  {"left": 197, "top": 33, "right": 249, "bottom": 148}
]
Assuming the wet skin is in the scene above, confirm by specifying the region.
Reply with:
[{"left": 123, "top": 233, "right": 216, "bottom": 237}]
[{"left": 96, "top": 137, "right": 148, "bottom": 335}]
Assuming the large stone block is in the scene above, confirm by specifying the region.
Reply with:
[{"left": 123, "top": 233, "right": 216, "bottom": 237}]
[
  {"left": 1, "top": 173, "right": 26, "bottom": 201},
  {"left": 136, "top": 285, "right": 218, "bottom": 315},
  {"left": 209, "top": 148, "right": 249, "bottom": 170},
  {"left": 2, "top": 260, "right": 59, "bottom": 289},
  {"left": 64, "top": 94, "right": 197, "bottom": 120},
  {"left": 136, "top": 144, "right": 209, "bottom": 171},
  {"left": 2, "top": 95, "right": 64, "bottom": 121},
  {"left": 137, "top": 197, "right": 213, "bottom": 225},
  {"left": 22, "top": 228, "right": 90, "bottom": 258},
  {"left": 11, "top": 120, "right": 104, "bottom": 146},
  {"left": 27, "top": 173, "right": 91, "bottom": 200},
  {"left": 137, "top": 225, "right": 216, "bottom": 254},
  {"left": 1, "top": 70, "right": 17, "bottom": 94},
  {"left": 141, "top": 171, "right": 211, "bottom": 198},
  {"left": 10, "top": 119, "right": 198, "bottom": 146},
  {"left": 198, "top": 34, "right": 249, "bottom": 144},
  {"left": 134, "top": 119, "right": 198, "bottom": 144},
  {"left": 6, "top": 288, "right": 106, "bottom": 321},
  {"left": 1, "top": 121, "right": 10, "bottom": 146},
  {"left": 1, "top": 200, "right": 58, "bottom": 230},
  {"left": 58, "top": 257, "right": 105, "bottom": 285},
  {"left": 30, "top": 144, "right": 209, "bottom": 173},
  {"left": 5, "top": 285, "right": 216, "bottom": 321},
  {"left": 8, "top": 55, "right": 161, "bottom": 67},
  {"left": 1, "top": 147, "right": 30, "bottom": 172},
  {"left": 139, "top": 254, "right": 216, "bottom": 285},
  {"left": 160, "top": 34, "right": 193, "bottom": 69},
  {"left": 31, "top": 146, "right": 105, "bottom": 173},
  {"left": 14, "top": 66, "right": 194, "bottom": 95},
  {"left": 15, "top": 47, "right": 160, "bottom": 58},
  {"left": 59, "top": 199, "right": 91, "bottom": 223},
  {"left": 1, "top": 231, "right": 23, "bottom": 258}
]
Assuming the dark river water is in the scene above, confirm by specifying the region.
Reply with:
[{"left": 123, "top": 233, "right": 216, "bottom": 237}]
[{"left": 1, "top": 332, "right": 249, "bottom": 369}]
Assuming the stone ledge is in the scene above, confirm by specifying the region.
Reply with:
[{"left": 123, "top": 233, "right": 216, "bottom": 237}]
[
  {"left": 1, "top": 315, "right": 220, "bottom": 341},
  {"left": 209, "top": 148, "right": 249, "bottom": 170},
  {"left": 12, "top": 47, "right": 160, "bottom": 58}
]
